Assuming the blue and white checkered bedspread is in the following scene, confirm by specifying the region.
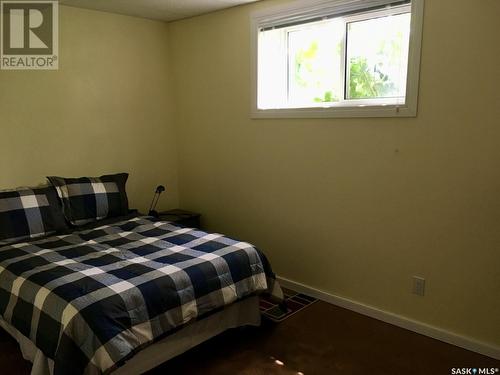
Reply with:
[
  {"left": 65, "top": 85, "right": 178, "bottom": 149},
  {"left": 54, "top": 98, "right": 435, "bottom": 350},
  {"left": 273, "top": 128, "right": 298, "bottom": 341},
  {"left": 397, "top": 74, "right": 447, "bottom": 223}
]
[{"left": 0, "top": 216, "right": 279, "bottom": 374}]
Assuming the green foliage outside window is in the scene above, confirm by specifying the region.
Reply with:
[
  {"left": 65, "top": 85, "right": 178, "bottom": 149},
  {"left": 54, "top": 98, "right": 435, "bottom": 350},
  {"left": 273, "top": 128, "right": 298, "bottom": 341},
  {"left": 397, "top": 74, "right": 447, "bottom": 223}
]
[
  {"left": 314, "top": 90, "right": 335, "bottom": 103},
  {"left": 348, "top": 57, "right": 395, "bottom": 99},
  {"left": 295, "top": 41, "right": 319, "bottom": 88},
  {"left": 294, "top": 41, "right": 342, "bottom": 103},
  {"left": 293, "top": 29, "right": 403, "bottom": 103}
]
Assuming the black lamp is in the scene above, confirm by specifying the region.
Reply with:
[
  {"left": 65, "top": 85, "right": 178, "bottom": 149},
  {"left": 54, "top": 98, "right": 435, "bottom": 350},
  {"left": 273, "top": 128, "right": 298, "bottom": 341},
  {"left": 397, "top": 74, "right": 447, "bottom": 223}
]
[{"left": 148, "top": 185, "right": 165, "bottom": 218}]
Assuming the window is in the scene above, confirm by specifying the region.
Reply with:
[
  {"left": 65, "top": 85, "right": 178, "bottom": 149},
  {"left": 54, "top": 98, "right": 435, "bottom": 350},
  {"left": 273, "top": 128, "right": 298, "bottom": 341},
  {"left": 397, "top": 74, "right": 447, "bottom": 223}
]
[{"left": 251, "top": 0, "right": 424, "bottom": 118}]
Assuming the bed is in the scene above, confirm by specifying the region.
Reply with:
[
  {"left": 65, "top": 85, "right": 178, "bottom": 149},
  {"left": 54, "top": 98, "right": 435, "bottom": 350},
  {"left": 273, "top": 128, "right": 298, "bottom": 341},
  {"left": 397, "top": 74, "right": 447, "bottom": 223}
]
[{"left": 0, "top": 215, "right": 281, "bottom": 374}]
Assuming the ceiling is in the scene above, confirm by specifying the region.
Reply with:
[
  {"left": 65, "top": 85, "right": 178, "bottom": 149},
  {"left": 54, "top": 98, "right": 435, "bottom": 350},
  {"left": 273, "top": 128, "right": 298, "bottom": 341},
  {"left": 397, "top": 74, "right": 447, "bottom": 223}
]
[{"left": 59, "top": 0, "right": 260, "bottom": 22}]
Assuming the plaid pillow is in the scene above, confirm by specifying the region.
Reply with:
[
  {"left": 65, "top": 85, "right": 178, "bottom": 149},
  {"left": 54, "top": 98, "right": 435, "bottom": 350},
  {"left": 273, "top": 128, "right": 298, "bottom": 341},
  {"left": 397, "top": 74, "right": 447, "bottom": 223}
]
[
  {"left": 0, "top": 186, "right": 67, "bottom": 244},
  {"left": 47, "top": 173, "right": 129, "bottom": 226}
]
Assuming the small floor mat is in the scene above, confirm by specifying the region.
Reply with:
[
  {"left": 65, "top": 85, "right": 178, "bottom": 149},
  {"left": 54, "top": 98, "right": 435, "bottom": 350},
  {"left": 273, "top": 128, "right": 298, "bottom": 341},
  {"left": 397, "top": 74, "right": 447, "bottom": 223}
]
[{"left": 260, "top": 287, "right": 317, "bottom": 322}]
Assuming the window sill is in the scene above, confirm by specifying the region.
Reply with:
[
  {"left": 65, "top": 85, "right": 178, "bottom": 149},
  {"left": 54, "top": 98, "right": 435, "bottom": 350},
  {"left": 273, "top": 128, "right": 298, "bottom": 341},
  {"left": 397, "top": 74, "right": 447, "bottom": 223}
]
[{"left": 251, "top": 104, "right": 417, "bottom": 119}]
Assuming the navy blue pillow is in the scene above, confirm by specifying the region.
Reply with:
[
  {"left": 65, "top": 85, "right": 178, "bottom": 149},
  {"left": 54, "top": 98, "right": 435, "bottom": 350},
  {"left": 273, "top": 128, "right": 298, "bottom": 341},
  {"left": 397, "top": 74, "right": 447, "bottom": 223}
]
[
  {"left": 47, "top": 173, "right": 129, "bottom": 226},
  {"left": 0, "top": 186, "right": 67, "bottom": 243}
]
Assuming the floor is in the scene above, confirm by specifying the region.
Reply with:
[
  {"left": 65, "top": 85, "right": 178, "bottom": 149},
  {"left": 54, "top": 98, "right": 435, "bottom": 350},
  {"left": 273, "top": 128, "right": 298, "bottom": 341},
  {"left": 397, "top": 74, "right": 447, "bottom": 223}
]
[{"left": 1, "top": 300, "right": 499, "bottom": 375}]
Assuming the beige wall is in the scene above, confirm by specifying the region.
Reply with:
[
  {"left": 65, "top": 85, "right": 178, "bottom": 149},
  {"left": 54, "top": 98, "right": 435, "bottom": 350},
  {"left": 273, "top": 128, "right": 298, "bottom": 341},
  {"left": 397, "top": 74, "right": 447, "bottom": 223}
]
[
  {"left": 0, "top": 6, "right": 178, "bottom": 211},
  {"left": 0, "top": 0, "right": 498, "bottom": 351},
  {"left": 169, "top": 0, "right": 500, "bottom": 347}
]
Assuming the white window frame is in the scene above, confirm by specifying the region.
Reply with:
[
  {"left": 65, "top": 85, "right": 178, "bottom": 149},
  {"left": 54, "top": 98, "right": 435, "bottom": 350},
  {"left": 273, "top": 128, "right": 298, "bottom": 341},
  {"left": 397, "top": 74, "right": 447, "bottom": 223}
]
[{"left": 250, "top": 0, "right": 425, "bottom": 119}]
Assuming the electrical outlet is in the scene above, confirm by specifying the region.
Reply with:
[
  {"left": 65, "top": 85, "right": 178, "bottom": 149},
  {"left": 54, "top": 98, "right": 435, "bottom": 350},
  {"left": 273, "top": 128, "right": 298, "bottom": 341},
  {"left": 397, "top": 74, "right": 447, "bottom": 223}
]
[{"left": 412, "top": 276, "right": 425, "bottom": 296}]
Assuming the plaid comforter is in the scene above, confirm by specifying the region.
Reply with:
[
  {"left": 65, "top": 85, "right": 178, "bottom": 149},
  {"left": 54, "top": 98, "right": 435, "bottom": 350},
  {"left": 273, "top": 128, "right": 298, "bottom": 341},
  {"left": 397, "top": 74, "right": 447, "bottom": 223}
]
[{"left": 0, "top": 216, "right": 278, "bottom": 374}]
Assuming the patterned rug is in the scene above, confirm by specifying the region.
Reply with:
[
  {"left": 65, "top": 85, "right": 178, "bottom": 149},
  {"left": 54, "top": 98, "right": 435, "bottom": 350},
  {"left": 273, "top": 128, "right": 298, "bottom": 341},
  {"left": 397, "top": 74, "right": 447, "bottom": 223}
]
[{"left": 260, "top": 288, "right": 317, "bottom": 322}]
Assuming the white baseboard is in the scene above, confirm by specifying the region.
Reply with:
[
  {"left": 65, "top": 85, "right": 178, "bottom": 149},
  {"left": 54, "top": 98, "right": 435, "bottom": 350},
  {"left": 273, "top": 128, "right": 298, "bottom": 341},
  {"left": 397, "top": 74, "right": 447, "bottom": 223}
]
[{"left": 277, "top": 276, "right": 500, "bottom": 360}]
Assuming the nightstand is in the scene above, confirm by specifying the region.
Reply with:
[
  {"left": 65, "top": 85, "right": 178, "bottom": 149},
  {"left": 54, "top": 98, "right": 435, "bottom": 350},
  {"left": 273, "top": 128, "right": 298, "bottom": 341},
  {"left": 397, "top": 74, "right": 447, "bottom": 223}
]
[{"left": 157, "top": 209, "right": 201, "bottom": 228}]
